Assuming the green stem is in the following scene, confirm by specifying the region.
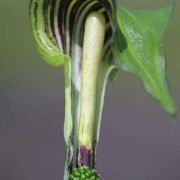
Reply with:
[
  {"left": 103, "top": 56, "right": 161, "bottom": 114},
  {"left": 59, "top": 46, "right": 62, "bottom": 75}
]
[{"left": 78, "top": 12, "right": 106, "bottom": 150}]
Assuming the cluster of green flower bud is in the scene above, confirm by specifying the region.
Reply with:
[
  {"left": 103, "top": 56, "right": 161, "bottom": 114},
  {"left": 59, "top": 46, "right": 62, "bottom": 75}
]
[{"left": 70, "top": 166, "right": 100, "bottom": 180}]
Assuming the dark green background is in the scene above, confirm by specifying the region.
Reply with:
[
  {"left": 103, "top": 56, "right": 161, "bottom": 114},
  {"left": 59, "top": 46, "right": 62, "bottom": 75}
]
[{"left": 0, "top": 0, "right": 179, "bottom": 179}]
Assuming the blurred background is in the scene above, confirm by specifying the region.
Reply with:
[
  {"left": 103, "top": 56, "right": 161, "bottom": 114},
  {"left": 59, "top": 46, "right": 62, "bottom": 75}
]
[{"left": 0, "top": 0, "right": 179, "bottom": 179}]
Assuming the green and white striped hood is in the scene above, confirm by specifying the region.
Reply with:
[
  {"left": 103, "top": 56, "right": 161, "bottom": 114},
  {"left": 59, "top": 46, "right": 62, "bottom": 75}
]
[{"left": 29, "top": 0, "right": 116, "bottom": 67}]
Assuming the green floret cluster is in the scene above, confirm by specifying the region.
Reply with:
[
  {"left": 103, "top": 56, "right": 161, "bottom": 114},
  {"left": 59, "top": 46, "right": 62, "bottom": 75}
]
[{"left": 70, "top": 166, "right": 100, "bottom": 180}]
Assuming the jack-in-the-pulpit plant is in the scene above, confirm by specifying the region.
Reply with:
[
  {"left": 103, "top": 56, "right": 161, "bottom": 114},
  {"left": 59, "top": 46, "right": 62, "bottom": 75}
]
[{"left": 29, "top": 0, "right": 176, "bottom": 179}]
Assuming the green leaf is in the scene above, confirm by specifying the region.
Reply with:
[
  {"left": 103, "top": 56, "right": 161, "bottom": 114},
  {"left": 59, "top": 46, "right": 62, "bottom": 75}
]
[{"left": 113, "top": 3, "right": 176, "bottom": 116}]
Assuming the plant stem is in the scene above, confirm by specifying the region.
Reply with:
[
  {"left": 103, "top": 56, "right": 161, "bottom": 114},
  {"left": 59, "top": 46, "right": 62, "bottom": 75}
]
[{"left": 78, "top": 11, "right": 106, "bottom": 166}]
